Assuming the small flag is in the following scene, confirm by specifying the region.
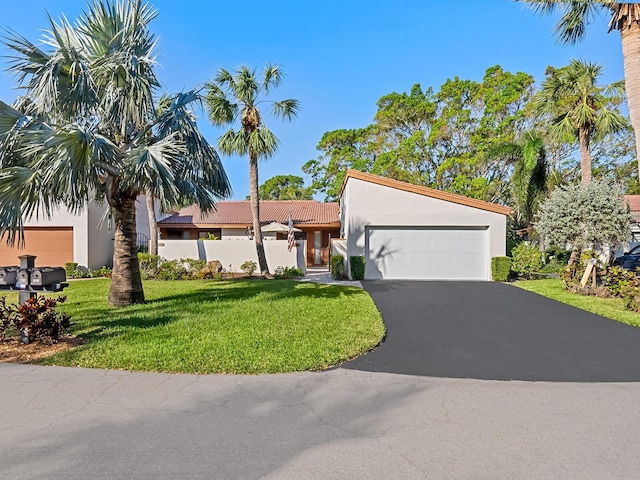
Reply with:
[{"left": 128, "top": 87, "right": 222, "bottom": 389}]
[{"left": 287, "top": 212, "right": 295, "bottom": 252}]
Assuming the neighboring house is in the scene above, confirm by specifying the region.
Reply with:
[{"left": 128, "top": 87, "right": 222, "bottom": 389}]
[
  {"left": 624, "top": 195, "right": 640, "bottom": 242},
  {"left": 338, "top": 170, "right": 511, "bottom": 280},
  {"left": 0, "top": 196, "right": 159, "bottom": 270},
  {"left": 158, "top": 200, "right": 340, "bottom": 267}
]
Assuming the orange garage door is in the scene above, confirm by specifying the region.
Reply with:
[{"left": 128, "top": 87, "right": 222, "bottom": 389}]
[{"left": 0, "top": 227, "right": 74, "bottom": 267}]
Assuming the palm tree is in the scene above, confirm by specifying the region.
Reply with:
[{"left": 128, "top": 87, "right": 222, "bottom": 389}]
[
  {"left": 530, "top": 59, "right": 628, "bottom": 184},
  {"left": 487, "top": 132, "right": 549, "bottom": 228},
  {"left": 519, "top": 0, "right": 640, "bottom": 180},
  {"left": 205, "top": 65, "right": 299, "bottom": 275},
  {"left": 0, "top": 0, "right": 230, "bottom": 306}
]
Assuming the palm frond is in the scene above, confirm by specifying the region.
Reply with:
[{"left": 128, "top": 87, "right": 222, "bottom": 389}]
[
  {"left": 122, "top": 135, "right": 183, "bottom": 201},
  {"left": 248, "top": 127, "right": 280, "bottom": 159},
  {"left": 271, "top": 99, "right": 300, "bottom": 120},
  {"left": 262, "top": 64, "right": 283, "bottom": 94},
  {"left": 218, "top": 128, "right": 248, "bottom": 157},
  {"left": 205, "top": 86, "right": 237, "bottom": 126}
]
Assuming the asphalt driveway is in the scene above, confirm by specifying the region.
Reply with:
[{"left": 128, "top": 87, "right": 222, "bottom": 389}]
[{"left": 344, "top": 281, "right": 640, "bottom": 382}]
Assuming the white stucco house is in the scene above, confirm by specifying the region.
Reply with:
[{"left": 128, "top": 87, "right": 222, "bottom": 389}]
[
  {"left": 339, "top": 170, "right": 512, "bottom": 280},
  {"left": 0, "top": 196, "right": 160, "bottom": 270}
]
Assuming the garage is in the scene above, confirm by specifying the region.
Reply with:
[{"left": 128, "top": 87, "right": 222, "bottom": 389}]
[
  {"left": 365, "top": 226, "right": 488, "bottom": 280},
  {"left": 340, "top": 170, "right": 511, "bottom": 281},
  {"left": 0, "top": 227, "right": 74, "bottom": 267}
]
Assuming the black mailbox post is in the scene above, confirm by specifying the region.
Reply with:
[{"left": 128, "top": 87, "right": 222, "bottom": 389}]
[{"left": 0, "top": 255, "right": 69, "bottom": 343}]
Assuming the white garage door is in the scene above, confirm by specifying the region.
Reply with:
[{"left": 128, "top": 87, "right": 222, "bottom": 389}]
[{"left": 365, "top": 227, "right": 488, "bottom": 280}]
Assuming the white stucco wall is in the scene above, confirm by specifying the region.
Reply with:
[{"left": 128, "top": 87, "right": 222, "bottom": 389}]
[
  {"left": 158, "top": 240, "right": 306, "bottom": 272},
  {"left": 87, "top": 202, "right": 115, "bottom": 269},
  {"left": 221, "top": 228, "right": 249, "bottom": 240},
  {"left": 135, "top": 195, "right": 167, "bottom": 243},
  {"left": 342, "top": 178, "right": 507, "bottom": 280}
]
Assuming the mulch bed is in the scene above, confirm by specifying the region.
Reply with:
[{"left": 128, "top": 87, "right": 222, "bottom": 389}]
[{"left": 0, "top": 336, "right": 84, "bottom": 364}]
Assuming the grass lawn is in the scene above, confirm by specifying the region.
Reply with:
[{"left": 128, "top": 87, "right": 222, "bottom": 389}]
[
  {"left": 8, "top": 278, "right": 384, "bottom": 374},
  {"left": 515, "top": 278, "right": 640, "bottom": 328}
]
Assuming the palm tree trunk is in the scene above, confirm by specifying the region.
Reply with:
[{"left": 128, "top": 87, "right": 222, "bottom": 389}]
[
  {"left": 249, "top": 153, "right": 269, "bottom": 275},
  {"left": 619, "top": 21, "right": 640, "bottom": 183},
  {"left": 146, "top": 194, "right": 158, "bottom": 256},
  {"left": 109, "top": 195, "right": 145, "bottom": 306},
  {"left": 578, "top": 125, "right": 592, "bottom": 185}
]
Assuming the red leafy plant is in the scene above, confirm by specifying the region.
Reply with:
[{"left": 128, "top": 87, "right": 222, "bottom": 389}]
[{"left": 0, "top": 296, "right": 72, "bottom": 344}]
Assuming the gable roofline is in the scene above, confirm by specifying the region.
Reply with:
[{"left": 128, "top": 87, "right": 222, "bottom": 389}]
[{"left": 340, "top": 170, "right": 513, "bottom": 216}]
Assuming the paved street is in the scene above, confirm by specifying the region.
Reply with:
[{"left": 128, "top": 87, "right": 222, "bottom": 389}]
[{"left": 2, "top": 363, "right": 640, "bottom": 479}]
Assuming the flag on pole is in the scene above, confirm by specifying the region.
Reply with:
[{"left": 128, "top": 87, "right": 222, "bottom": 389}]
[{"left": 287, "top": 212, "right": 295, "bottom": 252}]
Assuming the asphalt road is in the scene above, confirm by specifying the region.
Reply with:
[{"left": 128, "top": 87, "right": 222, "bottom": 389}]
[
  {"left": 2, "top": 363, "right": 640, "bottom": 479},
  {"left": 345, "top": 281, "right": 640, "bottom": 382}
]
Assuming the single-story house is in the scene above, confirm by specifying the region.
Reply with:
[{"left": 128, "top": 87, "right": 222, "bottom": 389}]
[
  {"left": 339, "top": 170, "right": 512, "bottom": 280},
  {"left": 624, "top": 195, "right": 640, "bottom": 242},
  {"left": 0, "top": 171, "right": 512, "bottom": 279},
  {"left": 0, "top": 196, "right": 160, "bottom": 270},
  {"left": 158, "top": 200, "right": 340, "bottom": 267}
]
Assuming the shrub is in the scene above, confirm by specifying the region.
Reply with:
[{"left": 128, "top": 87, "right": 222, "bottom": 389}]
[
  {"left": 330, "top": 255, "right": 345, "bottom": 280},
  {"left": 273, "top": 266, "right": 304, "bottom": 279},
  {"left": 601, "top": 266, "right": 638, "bottom": 297},
  {"left": 206, "top": 233, "right": 218, "bottom": 240},
  {"left": 350, "top": 256, "right": 366, "bottom": 280},
  {"left": 0, "top": 295, "right": 72, "bottom": 344},
  {"left": 64, "top": 262, "right": 78, "bottom": 274},
  {"left": 90, "top": 266, "right": 112, "bottom": 278},
  {"left": 138, "top": 253, "right": 160, "bottom": 280},
  {"left": 510, "top": 243, "right": 543, "bottom": 279},
  {"left": 65, "top": 262, "right": 86, "bottom": 279},
  {"left": 0, "top": 297, "right": 14, "bottom": 339},
  {"left": 491, "top": 256, "right": 511, "bottom": 282},
  {"left": 240, "top": 260, "right": 257, "bottom": 277},
  {"left": 545, "top": 246, "right": 571, "bottom": 266},
  {"left": 155, "top": 259, "right": 204, "bottom": 281}
]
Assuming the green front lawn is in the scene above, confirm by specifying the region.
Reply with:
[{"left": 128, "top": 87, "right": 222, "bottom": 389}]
[
  {"left": 515, "top": 278, "right": 640, "bottom": 328},
  {"left": 14, "top": 278, "right": 384, "bottom": 374}
]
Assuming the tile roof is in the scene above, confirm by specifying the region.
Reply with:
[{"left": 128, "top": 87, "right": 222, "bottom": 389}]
[
  {"left": 341, "top": 170, "right": 513, "bottom": 216},
  {"left": 159, "top": 200, "right": 340, "bottom": 226},
  {"left": 624, "top": 195, "right": 640, "bottom": 222},
  {"left": 624, "top": 195, "right": 640, "bottom": 212}
]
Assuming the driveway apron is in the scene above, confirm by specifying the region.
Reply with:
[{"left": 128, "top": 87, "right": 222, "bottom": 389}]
[{"left": 344, "top": 281, "right": 640, "bottom": 382}]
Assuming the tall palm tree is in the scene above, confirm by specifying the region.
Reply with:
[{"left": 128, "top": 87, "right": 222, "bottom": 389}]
[
  {"left": 530, "top": 59, "right": 628, "bottom": 184},
  {"left": 205, "top": 65, "right": 299, "bottom": 275},
  {"left": 0, "top": 0, "right": 230, "bottom": 306},
  {"left": 519, "top": 0, "right": 640, "bottom": 180}
]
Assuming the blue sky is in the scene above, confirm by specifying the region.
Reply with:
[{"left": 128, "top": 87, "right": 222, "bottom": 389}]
[{"left": 0, "top": 0, "right": 623, "bottom": 200}]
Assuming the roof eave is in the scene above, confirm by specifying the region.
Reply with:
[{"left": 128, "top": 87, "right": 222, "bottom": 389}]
[{"left": 341, "top": 169, "right": 513, "bottom": 216}]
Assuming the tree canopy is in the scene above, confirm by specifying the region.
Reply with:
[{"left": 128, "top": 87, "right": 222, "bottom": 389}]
[
  {"left": 303, "top": 63, "right": 634, "bottom": 214},
  {"left": 252, "top": 175, "right": 312, "bottom": 200},
  {"left": 536, "top": 181, "right": 632, "bottom": 253},
  {"left": 0, "top": 0, "right": 230, "bottom": 306}
]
